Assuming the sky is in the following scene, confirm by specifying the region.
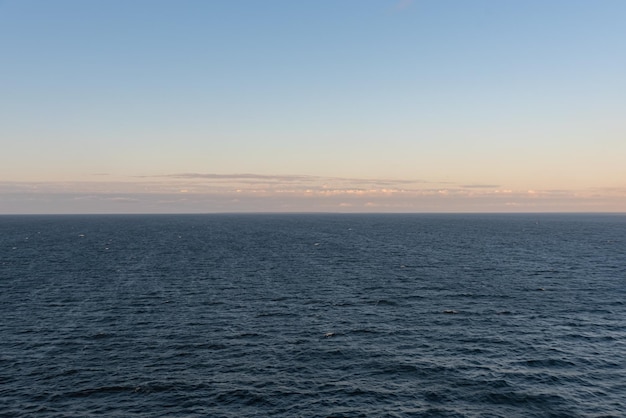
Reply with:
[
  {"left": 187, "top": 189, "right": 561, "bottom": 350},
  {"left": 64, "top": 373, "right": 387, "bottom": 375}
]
[{"left": 1, "top": 0, "right": 625, "bottom": 214}]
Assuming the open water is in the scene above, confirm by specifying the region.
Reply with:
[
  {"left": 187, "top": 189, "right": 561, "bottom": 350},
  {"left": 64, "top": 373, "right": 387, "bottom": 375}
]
[{"left": 1, "top": 213, "right": 625, "bottom": 417}]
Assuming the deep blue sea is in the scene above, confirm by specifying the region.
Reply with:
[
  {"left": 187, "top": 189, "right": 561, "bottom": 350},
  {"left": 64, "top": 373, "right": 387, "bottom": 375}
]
[{"left": 1, "top": 214, "right": 625, "bottom": 417}]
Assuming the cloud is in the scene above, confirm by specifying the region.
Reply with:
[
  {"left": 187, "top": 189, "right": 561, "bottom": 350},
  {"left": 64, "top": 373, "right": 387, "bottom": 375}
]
[
  {"left": 158, "top": 172, "right": 425, "bottom": 183},
  {"left": 460, "top": 184, "right": 500, "bottom": 189},
  {"left": 394, "top": 0, "right": 414, "bottom": 11},
  {"left": 147, "top": 172, "right": 435, "bottom": 189},
  {"left": 1, "top": 175, "right": 625, "bottom": 214},
  {"left": 157, "top": 173, "right": 314, "bottom": 182}
]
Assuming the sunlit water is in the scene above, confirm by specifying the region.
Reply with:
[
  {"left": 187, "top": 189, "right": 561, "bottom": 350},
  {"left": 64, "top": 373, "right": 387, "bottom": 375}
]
[{"left": 1, "top": 214, "right": 625, "bottom": 417}]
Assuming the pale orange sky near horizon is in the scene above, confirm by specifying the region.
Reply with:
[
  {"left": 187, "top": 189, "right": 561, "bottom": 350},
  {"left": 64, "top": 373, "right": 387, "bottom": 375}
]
[{"left": 1, "top": 0, "right": 625, "bottom": 213}]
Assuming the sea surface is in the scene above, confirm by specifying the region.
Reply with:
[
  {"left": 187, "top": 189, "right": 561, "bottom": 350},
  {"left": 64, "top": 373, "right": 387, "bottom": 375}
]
[{"left": 1, "top": 213, "right": 625, "bottom": 417}]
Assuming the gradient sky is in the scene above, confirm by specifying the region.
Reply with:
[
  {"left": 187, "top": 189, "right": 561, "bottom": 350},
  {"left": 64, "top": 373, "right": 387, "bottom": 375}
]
[{"left": 1, "top": 0, "right": 625, "bottom": 213}]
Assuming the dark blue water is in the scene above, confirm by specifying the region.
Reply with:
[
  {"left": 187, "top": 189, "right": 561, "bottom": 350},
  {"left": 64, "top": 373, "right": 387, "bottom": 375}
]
[{"left": 1, "top": 214, "right": 625, "bottom": 417}]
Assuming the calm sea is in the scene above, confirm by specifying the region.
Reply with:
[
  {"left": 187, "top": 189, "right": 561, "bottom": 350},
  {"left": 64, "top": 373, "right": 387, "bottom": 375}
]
[{"left": 1, "top": 214, "right": 625, "bottom": 417}]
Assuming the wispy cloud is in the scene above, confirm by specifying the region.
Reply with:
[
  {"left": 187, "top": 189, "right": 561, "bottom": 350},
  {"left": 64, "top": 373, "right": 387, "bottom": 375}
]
[
  {"left": 394, "top": 0, "right": 414, "bottom": 11},
  {"left": 154, "top": 172, "right": 430, "bottom": 186},
  {"left": 1, "top": 175, "right": 625, "bottom": 214},
  {"left": 460, "top": 184, "right": 501, "bottom": 189},
  {"left": 156, "top": 173, "right": 315, "bottom": 182}
]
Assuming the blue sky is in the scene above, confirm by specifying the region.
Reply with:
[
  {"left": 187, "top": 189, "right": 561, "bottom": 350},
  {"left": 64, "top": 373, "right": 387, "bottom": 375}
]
[{"left": 1, "top": 0, "right": 625, "bottom": 213}]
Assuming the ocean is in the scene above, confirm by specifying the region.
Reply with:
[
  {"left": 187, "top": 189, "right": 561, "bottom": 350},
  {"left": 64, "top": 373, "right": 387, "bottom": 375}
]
[{"left": 1, "top": 213, "right": 625, "bottom": 417}]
